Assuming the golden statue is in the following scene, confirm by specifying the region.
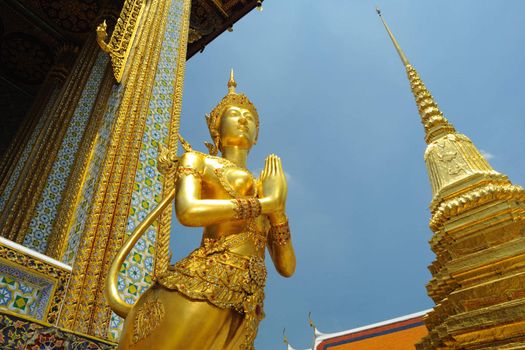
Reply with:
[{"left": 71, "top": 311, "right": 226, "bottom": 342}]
[{"left": 105, "top": 70, "right": 296, "bottom": 349}]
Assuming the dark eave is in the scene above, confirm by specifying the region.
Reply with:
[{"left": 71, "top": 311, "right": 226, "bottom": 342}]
[{"left": 187, "top": 0, "right": 261, "bottom": 59}]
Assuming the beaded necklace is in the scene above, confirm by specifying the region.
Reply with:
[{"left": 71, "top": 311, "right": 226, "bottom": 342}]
[{"left": 210, "top": 154, "right": 258, "bottom": 199}]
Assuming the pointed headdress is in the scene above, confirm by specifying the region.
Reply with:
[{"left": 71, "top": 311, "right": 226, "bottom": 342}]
[{"left": 206, "top": 69, "right": 259, "bottom": 152}]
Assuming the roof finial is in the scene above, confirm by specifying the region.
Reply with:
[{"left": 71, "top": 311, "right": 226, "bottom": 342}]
[
  {"left": 308, "top": 312, "right": 325, "bottom": 338},
  {"left": 376, "top": 7, "right": 410, "bottom": 66},
  {"left": 282, "top": 328, "right": 296, "bottom": 350},
  {"left": 308, "top": 311, "right": 315, "bottom": 330},
  {"left": 227, "top": 68, "right": 237, "bottom": 93}
]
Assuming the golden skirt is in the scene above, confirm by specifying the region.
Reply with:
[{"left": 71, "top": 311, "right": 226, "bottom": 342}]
[{"left": 157, "top": 231, "right": 267, "bottom": 349}]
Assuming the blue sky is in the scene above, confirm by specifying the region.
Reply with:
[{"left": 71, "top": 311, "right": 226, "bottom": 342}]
[{"left": 170, "top": 1, "right": 525, "bottom": 349}]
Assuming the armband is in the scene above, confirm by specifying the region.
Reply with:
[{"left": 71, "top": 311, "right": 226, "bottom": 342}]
[{"left": 177, "top": 166, "right": 202, "bottom": 178}]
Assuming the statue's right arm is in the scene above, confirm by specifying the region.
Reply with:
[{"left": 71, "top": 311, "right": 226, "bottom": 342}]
[{"left": 175, "top": 152, "right": 274, "bottom": 227}]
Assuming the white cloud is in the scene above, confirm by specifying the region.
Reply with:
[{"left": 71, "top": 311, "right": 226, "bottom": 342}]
[{"left": 480, "top": 149, "right": 495, "bottom": 160}]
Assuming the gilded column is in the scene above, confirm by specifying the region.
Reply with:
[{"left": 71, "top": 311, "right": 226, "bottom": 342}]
[
  {"left": 58, "top": 0, "right": 190, "bottom": 341},
  {"left": 44, "top": 0, "right": 125, "bottom": 265},
  {"left": 0, "top": 36, "right": 108, "bottom": 250},
  {"left": 378, "top": 10, "right": 525, "bottom": 349},
  {"left": 45, "top": 62, "right": 117, "bottom": 262},
  {"left": 42, "top": 6, "right": 122, "bottom": 263},
  {"left": 0, "top": 45, "right": 77, "bottom": 214}
]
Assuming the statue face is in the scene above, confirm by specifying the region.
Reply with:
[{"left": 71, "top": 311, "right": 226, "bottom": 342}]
[{"left": 219, "top": 106, "right": 257, "bottom": 149}]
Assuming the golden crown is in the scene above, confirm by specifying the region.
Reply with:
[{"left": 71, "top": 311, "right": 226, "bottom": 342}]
[{"left": 206, "top": 69, "right": 259, "bottom": 144}]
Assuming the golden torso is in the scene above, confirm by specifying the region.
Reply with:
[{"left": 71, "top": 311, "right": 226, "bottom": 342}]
[{"left": 200, "top": 154, "right": 268, "bottom": 258}]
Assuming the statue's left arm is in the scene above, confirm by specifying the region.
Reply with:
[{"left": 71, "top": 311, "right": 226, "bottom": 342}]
[
  {"left": 267, "top": 211, "right": 296, "bottom": 277},
  {"left": 260, "top": 155, "right": 296, "bottom": 277}
]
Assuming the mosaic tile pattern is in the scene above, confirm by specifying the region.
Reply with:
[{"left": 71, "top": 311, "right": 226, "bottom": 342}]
[
  {"left": 23, "top": 53, "right": 109, "bottom": 253},
  {"left": 0, "top": 262, "right": 54, "bottom": 320},
  {"left": 0, "top": 241, "right": 70, "bottom": 324},
  {"left": 0, "top": 88, "right": 60, "bottom": 213},
  {"left": 107, "top": 0, "right": 186, "bottom": 340},
  {"left": 62, "top": 84, "right": 123, "bottom": 265},
  {"left": 0, "top": 311, "right": 116, "bottom": 349}
]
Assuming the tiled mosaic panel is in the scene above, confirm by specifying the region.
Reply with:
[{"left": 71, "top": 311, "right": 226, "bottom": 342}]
[
  {"left": 62, "top": 84, "right": 124, "bottom": 265},
  {"left": 23, "top": 53, "right": 109, "bottom": 253},
  {"left": 107, "top": 0, "right": 186, "bottom": 340},
  {"left": 0, "top": 262, "right": 54, "bottom": 320},
  {"left": 0, "top": 88, "right": 60, "bottom": 213},
  {"left": 0, "top": 311, "right": 116, "bottom": 349}
]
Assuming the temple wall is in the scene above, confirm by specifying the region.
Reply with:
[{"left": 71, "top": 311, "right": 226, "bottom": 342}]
[
  {"left": 0, "top": 237, "right": 70, "bottom": 324},
  {"left": 0, "top": 310, "right": 115, "bottom": 349},
  {"left": 23, "top": 53, "right": 109, "bottom": 253},
  {"left": 0, "top": 0, "right": 189, "bottom": 336},
  {"left": 0, "top": 89, "right": 60, "bottom": 214}
]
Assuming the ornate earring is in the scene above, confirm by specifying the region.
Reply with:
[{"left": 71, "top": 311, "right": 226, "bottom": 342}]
[{"left": 204, "top": 114, "right": 219, "bottom": 156}]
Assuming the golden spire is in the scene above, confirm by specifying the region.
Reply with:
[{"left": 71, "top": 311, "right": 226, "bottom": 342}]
[
  {"left": 376, "top": 7, "right": 456, "bottom": 144},
  {"left": 376, "top": 7, "right": 409, "bottom": 66},
  {"left": 227, "top": 68, "right": 237, "bottom": 93}
]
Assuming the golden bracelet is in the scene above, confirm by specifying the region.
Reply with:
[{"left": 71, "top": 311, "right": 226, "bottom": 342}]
[
  {"left": 232, "top": 198, "right": 262, "bottom": 220},
  {"left": 269, "top": 219, "right": 291, "bottom": 246}
]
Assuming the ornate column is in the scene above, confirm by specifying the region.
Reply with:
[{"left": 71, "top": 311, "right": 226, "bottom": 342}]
[
  {"left": 45, "top": 64, "right": 119, "bottom": 263},
  {"left": 58, "top": 0, "right": 190, "bottom": 341},
  {"left": 378, "top": 11, "right": 525, "bottom": 350},
  {"left": 44, "top": 1, "right": 122, "bottom": 263},
  {"left": 0, "top": 44, "right": 77, "bottom": 214},
  {"left": 0, "top": 36, "right": 109, "bottom": 250}
]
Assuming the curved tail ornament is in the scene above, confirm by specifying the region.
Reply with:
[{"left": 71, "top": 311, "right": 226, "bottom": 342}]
[
  {"left": 105, "top": 188, "right": 176, "bottom": 318},
  {"left": 105, "top": 140, "right": 183, "bottom": 318}
]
